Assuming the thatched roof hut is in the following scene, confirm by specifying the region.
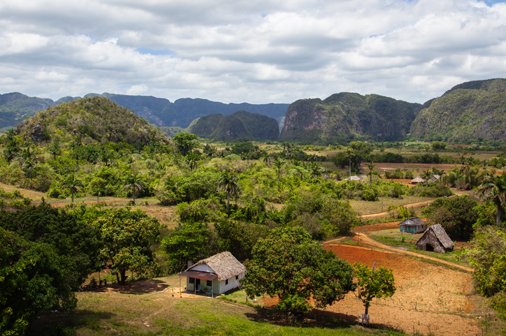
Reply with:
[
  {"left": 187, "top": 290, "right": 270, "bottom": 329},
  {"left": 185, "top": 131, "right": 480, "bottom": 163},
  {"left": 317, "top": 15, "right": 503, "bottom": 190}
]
[
  {"left": 400, "top": 217, "right": 427, "bottom": 234},
  {"left": 416, "top": 224, "right": 454, "bottom": 253},
  {"left": 181, "top": 251, "right": 246, "bottom": 296},
  {"left": 410, "top": 176, "right": 425, "bottom": 184}
]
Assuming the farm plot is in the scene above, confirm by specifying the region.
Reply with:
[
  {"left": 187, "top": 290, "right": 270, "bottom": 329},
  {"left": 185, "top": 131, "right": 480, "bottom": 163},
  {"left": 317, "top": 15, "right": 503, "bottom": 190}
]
[{"left": 323, "top": 243, "right": 483, "bottom": 336}]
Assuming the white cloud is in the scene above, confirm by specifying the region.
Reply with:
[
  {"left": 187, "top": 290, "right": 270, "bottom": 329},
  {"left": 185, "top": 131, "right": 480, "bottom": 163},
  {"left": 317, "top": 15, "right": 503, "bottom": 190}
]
[{"left": 0, "top": 0, "right": 505, "bottom": 103}]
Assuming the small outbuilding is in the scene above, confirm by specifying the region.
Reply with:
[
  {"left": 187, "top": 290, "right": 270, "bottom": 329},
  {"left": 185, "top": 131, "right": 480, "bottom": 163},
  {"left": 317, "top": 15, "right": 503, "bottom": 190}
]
[
  {"left": 180, "top": 251, "right": 246, "bottom": 296},
  {"left": 345, "top": 175, "right": 362, "bottom": 181},
  {"left": 415, "top": 224, "right": 454, "bottom": 253},
  {"left": 399, "top": 217, "right": 427, "bottom": 234},
  {"left": 410, "top": 176, "right": 425, "bottom": 184}
]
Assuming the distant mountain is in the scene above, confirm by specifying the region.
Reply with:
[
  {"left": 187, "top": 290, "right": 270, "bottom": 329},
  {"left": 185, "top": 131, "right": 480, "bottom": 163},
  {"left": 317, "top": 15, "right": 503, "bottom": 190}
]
[
  {"left": 16, "top": 96, "right": 168, "bottom": 147},
  {"left": 188, "top": 111, "right": 279, "bottom": 141},
  {"left": 0, "top": 93, "right": 54, "bottom": 129},
  {"left": 168, "top": 98, "right": 288, "bottom": 128},
  {"left": 410, "top": 78, "right": 506, "bottom": 143},
  {"left": 280, "top": 93, "right": 421, "bottom": 143},
  {"left": 0, "top": 92, "right": 289, "bottom": 130}
]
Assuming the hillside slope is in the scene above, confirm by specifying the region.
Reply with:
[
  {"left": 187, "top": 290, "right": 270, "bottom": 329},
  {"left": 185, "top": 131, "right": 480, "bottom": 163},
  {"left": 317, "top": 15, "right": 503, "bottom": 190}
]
[
  {"left": 16, "top": 96, "right": 169, "bottom": 147},
  {"left": 188, "top": 111, "right": 279, "bottom": 141},
  {"left": 280, "top": 93, "right": 421, "bottom": 143},
  {"left": 410, "top": 78, "right": 506, "bottom": 143},
  {"left": 0, "top": 93, "right": 54, "bottom": 129}
]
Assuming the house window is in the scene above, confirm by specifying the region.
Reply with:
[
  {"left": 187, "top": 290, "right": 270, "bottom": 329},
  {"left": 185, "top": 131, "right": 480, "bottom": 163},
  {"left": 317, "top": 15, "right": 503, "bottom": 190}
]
[
  {"left": 189, "top": 277, "right": 195, "bottom": 284},
  {"left": 225, "top": 279, "right": 229, "bottom": 285},
  {"left": 206, "top": 280, "right": 212, "bottom": 287}
]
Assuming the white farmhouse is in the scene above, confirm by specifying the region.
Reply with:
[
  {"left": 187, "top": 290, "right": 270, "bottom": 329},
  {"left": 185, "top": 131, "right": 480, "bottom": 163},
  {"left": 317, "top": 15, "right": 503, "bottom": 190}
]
[{"left": 181, "top": 251, "right": 246, "bottom": 296}]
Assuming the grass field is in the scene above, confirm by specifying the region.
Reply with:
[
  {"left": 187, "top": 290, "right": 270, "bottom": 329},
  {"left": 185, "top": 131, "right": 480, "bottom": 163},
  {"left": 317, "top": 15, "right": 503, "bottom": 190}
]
[
  {"left": 30, "top": 276, "right": 404, "bottom": 336},
  {"left": 349, "top": 196, "right": 433, "bottom": 215}
]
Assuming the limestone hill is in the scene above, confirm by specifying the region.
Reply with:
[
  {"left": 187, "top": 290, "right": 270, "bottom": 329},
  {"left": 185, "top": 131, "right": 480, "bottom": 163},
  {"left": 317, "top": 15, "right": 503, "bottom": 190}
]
[
  {"left": 16, "top": 96, "right": 169, "bottom": 147},
  {"left": 410, "top": 78, "right": 506, "bottom": 143}
]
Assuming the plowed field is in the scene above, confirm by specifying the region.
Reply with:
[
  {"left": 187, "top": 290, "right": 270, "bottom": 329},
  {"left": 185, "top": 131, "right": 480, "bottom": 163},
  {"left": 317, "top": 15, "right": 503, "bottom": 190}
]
[{"left": 323, "top": 243, "right": 481, "bottom": 336}]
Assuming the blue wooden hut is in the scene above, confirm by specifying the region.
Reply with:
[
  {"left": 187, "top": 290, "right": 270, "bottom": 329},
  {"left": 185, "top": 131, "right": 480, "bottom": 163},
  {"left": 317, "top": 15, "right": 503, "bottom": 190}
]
[{"left": 399, "top": 217, "right": 427, "bottom": 234}]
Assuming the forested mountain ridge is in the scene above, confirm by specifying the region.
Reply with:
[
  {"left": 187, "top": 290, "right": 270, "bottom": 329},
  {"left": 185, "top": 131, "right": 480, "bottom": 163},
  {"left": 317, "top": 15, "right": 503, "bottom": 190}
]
[
  {"left": 188, "top": 111, "right": 279, "bottom": 141},
  {"left": 410, "top": 78, "right": 506, "bottom": 143},
  {"left": 16, "top": 96, "right": 169, "bottom": 147},
  {"left": 280, "top": 93, "right": 422, "bottom": 143},
  {"left": 0, "top": 92, "right": 289, "bottom": 129}
]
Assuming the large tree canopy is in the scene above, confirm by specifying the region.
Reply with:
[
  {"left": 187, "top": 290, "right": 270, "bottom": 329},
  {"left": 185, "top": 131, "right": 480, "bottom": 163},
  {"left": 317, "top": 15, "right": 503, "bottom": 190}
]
[
  {"left": 93, "top": 208, "right": 162, "bottom": 284},
  {"left": 0, "top": 228, "right": 76, "bottom": 335},
  {"left": 241, "top": 226, "right": 353, "bottom": 320}
]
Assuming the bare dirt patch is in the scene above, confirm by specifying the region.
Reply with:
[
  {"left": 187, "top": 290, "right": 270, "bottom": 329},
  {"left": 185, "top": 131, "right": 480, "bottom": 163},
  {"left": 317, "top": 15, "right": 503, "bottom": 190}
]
[{"left": 323, "top": 243, "right": 482, "bottom": 336}]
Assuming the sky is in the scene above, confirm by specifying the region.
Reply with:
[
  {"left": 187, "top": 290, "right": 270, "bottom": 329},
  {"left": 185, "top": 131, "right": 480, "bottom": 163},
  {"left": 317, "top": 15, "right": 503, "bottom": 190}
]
[{"left": 1, "top": 0, "right": 506, "bottom": 104}]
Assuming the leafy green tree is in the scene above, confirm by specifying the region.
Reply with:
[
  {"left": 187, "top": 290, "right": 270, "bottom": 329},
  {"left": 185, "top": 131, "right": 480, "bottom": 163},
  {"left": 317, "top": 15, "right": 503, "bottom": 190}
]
[
  {"left": 423, "top": 195, "right": 478, "bottom": 240},
  {"left": 0, "top": 228, "right": 77, "bottom": 335},
  {"left": 163, "top": 221, "right": 214, "bottom": 272},
  {"left": 349, "top": 141, "right": 373, "bottom": 174},
  {"left": 353, "top": 263, "right": 396, "bottom": 324},
  {"left": 218, "top": 170, "right": 240, "bottom": 216},
  {"left": 173, "top": 132, "right": 198, "bottom": 156},
  {"left": 215, "top": 220, "right": 268, "bottom": 261},
  {"left": 94, "top": 208, "right": 162, "bottom": 284},
  {"left": 2, "top": 129, "right": 20, "bottom": 162},
  {"left": 478, "top": 174, "right": 506, "bottom": 226},
  {"left": 0, "top": 203, "right": 102, "bottom": 288},
  {"left": 467, "top": 226, "right": 506, "bottom": 296},
  {"left": 242, "top": 227, "right": 353, "bottom": 321}
]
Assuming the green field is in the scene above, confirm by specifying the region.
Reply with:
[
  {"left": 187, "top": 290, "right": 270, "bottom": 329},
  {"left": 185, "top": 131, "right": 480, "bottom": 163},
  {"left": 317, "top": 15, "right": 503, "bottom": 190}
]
[{"left": 30, "top": 277, "right": 404, "bottom": 336}]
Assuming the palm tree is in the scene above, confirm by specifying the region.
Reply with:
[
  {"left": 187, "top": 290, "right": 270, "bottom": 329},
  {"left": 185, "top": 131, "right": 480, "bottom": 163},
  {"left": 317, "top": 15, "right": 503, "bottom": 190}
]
[
  {"left": 218, "top": 170, "right": 240, "bottom": 216},
  {"left": 478, "top": 174, "right": 506, "bottom": 225},
  {"left": 124, "top": 174, "right": 144, "bottom": 205},
  {"left": 274, "top": 158, "right": 284, "bottom": 192},
  {"left": 367, "top": 161, "right": 375, "bottom": 185},
  {"left": 62, "top": 174, "right": 83, "bottom": 205}
]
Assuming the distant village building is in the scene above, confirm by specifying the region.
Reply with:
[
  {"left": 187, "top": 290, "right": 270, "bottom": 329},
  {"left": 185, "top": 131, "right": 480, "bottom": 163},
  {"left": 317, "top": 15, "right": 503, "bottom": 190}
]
[
  {"left": 416, "top": 224, "right": 454, "bottom": 253},
  {"left": 399, "top": 217, "right": 427, "bottom": 234},
  {"left": 180, "top": 251, "right": 246, "bottom": 296},
  {"left": 410, "top": 176, "right": 425, "bottom": 184},
  {"left": 345, "top": 175, "right": 362, "bottom": 181}
]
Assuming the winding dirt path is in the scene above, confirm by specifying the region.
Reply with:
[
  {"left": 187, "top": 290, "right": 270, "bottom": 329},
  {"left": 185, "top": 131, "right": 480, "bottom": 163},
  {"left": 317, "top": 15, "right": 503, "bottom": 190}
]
[{"left": 350, "top": 232, "right": 473, "bottom": 273}]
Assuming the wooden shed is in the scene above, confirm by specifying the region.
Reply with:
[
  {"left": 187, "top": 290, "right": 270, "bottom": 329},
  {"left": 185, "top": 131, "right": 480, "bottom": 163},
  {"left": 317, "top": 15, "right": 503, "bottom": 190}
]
[
  {"left": 399, "top": 217, "right": 427, "bottom": 234},
  {"left": 416, "top": 224, "right": 454, "bottom": 253},
  {"left": 180, "top": 251, "right": 246, "bottom": 296}
]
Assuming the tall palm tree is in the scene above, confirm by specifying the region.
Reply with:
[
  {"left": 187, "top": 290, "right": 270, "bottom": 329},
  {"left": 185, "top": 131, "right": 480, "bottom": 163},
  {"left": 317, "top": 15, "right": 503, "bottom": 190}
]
[
  {"left": 218, "top": 170, "right": 240, "bottom": 216},
  {"left": 62, "top": 174, "right": 83, "bottom": 205},
  {"left": 478, "top": 174, "right": 506, "bottom": 225},
  {"left": 124, "top": 174, "right": 144, "bottom": 205}
]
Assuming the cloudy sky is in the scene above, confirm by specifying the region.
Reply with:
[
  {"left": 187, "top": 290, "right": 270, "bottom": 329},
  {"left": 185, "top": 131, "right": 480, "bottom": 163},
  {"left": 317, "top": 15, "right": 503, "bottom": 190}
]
[{"left": 1, "top": 0, "right": 506, "bottom": 104}]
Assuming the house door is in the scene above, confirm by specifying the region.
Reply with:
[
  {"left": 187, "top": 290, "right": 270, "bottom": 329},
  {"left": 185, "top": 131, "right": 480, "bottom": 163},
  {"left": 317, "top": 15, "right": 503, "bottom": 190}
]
[
  {"left": 425, "top": 244, "right": 434, "bottom": 251},
  {"left": 196, "top": 278, "right": 201, "bottom": 291}
]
